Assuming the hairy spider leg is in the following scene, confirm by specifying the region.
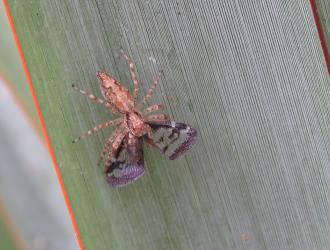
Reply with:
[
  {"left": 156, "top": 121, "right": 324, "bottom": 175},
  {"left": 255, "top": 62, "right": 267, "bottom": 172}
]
[
  {"left": 145, "top": 114, "right": 170, "bottom": 123},
  {"left": 72, "top": 84, "right": 120, "bottom": 113},
  {"left": 97, "top": 126, "right": 125, "bottom": 165},
  {"left": 105, "top": 129, "right": 128, "bottom": 172},
  {"left": 120, "top": 49, "right": 140, "bottom": 101},
  {"left": 72, "top": 118, "right": 122, "bottom": 143},
  {"left": 143, "top": 104, "right": 164, "bottom": 114},
  {"left": 137, "top": 71, "right": 162, "bottom": 108}
]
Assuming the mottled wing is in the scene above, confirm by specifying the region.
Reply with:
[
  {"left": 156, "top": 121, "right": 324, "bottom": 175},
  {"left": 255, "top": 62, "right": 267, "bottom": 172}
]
[
  {"left": 147, "top": 121, "right": 197, "bottom": 160},
  {"left": 105, "top": 135, "right": 144, "bottom": 187}
]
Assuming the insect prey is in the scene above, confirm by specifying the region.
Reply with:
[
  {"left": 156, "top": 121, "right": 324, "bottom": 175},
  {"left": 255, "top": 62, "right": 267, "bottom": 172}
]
[{"left": 72, "top": 50, "right": 197, "bottom": 187}]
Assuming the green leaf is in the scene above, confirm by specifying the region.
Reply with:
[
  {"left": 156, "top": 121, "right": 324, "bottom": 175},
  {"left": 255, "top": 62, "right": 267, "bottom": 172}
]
[{"left": 7, "top": 1, "right": 330, "bottom": 249}]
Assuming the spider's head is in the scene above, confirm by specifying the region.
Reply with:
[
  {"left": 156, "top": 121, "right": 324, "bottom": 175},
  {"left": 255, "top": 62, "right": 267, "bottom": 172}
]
[
  {"left": 97, "top": 71, "right": 118, "bottom": 95},
  {"left": 96, "top": 71, "right": 134, "bottom": 113}
]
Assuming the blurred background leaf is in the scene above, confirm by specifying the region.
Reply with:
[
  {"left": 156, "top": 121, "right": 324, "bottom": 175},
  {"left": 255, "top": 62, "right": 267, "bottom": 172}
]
[
  {"left": 5, "top": 1, "right": 330, "bottom": 250},
  {"left": 0, "top": 203, "right": 24, "bottom": 250}
]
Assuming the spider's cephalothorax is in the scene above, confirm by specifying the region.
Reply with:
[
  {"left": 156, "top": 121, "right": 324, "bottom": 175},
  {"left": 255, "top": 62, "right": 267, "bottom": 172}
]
[{"left": 72, "top": 50, "right": 197, "bottom": 187}]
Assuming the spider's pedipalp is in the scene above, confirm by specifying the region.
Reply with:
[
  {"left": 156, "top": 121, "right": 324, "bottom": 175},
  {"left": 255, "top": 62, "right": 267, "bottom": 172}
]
[
  {"left": 72, "top": 118, "right": 122, "bottom": 143},
  {"left": 120, "top": 49, "right": 140, "bottom": 101}
]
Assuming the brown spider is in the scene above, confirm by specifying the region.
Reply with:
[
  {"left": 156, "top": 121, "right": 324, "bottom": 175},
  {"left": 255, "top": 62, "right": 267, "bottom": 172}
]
[{"left": 72, "top": 50, "right": 197, "bottom": 187}]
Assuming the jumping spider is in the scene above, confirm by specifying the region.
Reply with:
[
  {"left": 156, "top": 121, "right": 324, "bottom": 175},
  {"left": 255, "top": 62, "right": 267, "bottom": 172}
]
[{"left": 72, "top": 50, "right": 197, "bottom": 187}]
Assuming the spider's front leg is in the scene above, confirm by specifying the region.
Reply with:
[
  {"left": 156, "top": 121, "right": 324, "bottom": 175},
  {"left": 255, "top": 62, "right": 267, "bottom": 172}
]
[
  {"left": 72, "top": 84, "right": 120, "bottom": 113},
  {"left": 120, "top": 49, "right": 140, "bottom": 101}
]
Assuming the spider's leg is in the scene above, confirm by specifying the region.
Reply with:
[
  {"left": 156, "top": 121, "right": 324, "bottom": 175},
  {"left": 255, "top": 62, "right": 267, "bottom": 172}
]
[
  {"left": 144, "top": 114, "right": 170, "bottom": 123},
  {"left": 97, "top": 126, "right": 124, "bottom": 165},
  {"left": 120, "top": 49, "right": 139, "bottom": 101},
  {"left": 143, "top": 104, "right": 164, "bottom": 115},
  {"left": 137, "top": 71, "right": 162, "bottom": 108},
  {"left": 72, "top": 84, "right": 119, "bottom": 113},
  {"left": 72, "top": 118, "right": 122, "bottom": 143},
  {"left": 104, "top": 129, "right": 127, "bottom": 172}
]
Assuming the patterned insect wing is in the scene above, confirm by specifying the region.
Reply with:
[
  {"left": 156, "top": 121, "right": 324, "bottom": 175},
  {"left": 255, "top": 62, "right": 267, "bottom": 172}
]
[
  {"left": 106, "top": 135, "right": 144, "bottom": 187},
  {"left": 147, "top": 121, "right": 197, "bottom": 160}
]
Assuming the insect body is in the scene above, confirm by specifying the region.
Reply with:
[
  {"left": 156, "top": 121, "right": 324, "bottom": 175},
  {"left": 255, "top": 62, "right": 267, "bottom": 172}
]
[{"left": 72, "top": 50, "right": 197, "bottom": 187}]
